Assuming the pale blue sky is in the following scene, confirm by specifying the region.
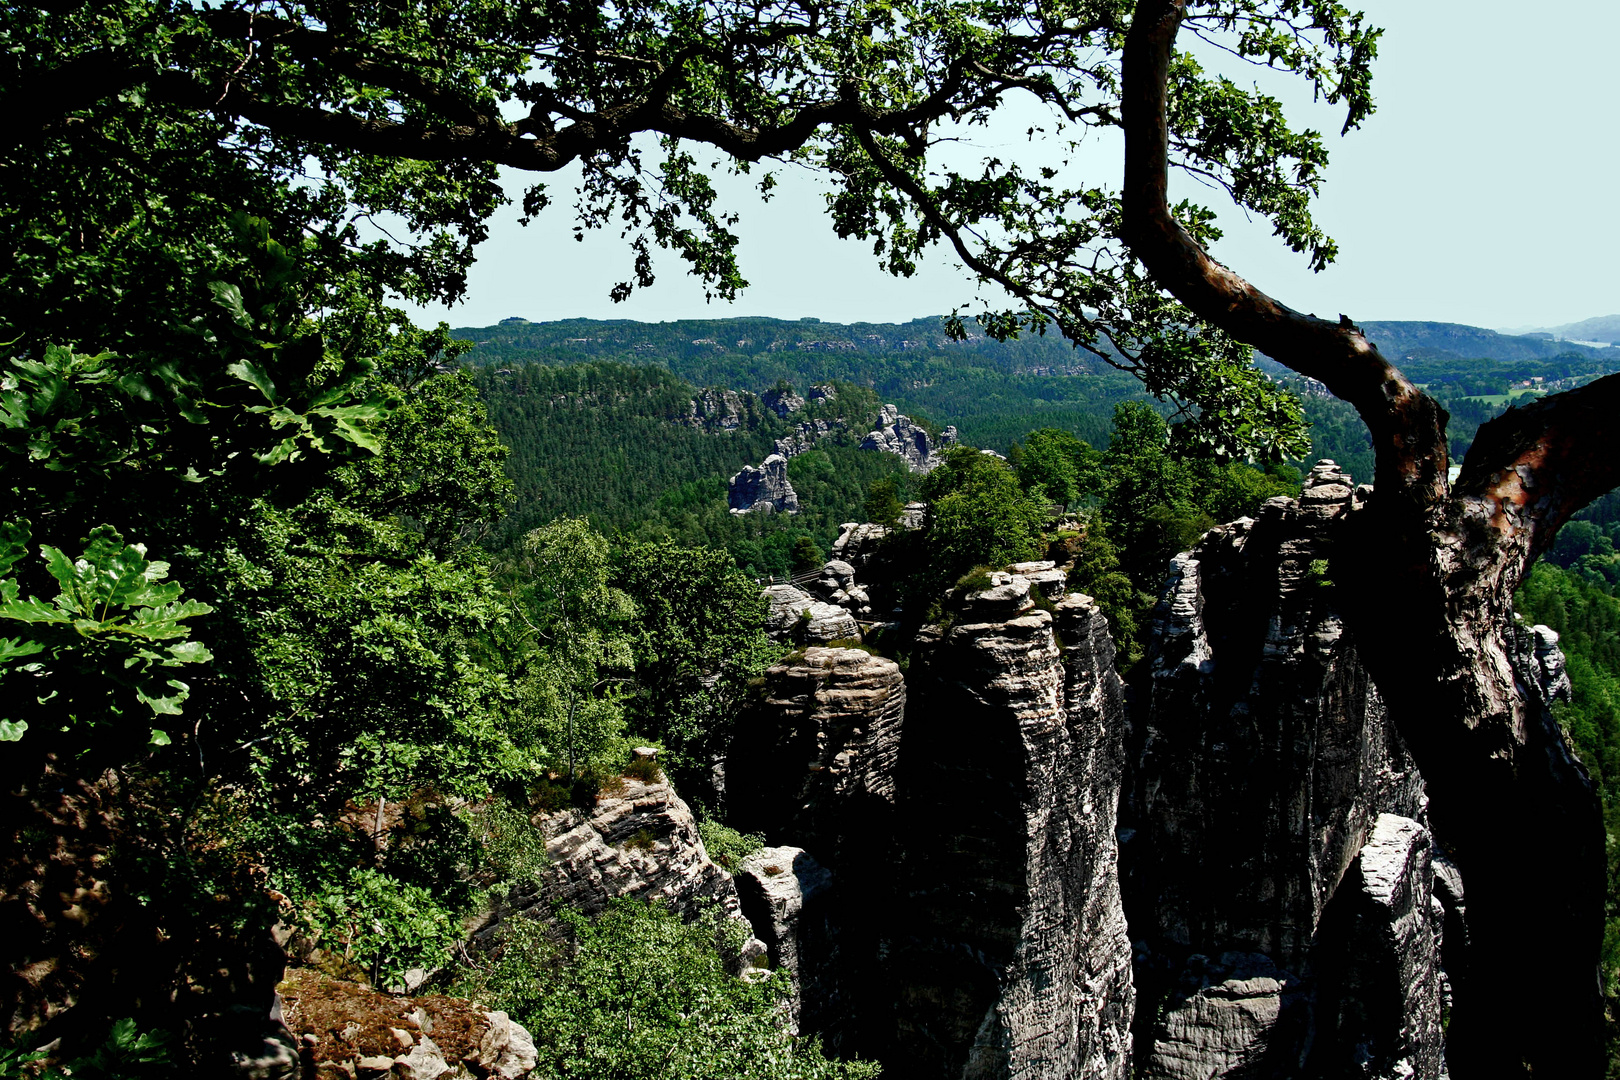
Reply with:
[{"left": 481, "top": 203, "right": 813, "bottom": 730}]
[{"left": 403, "top": 1, "right": 1619, "bottom": 332}]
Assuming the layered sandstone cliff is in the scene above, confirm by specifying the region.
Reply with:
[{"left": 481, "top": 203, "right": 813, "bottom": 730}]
[
  {"left": 731, "top": 568, "right": 1135, "bottom": 1079},
  {"left": 1125, "top": 462, "right": 1440, "bottom": 1079}
]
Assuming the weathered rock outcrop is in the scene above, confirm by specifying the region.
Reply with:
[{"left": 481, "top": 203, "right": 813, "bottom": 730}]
[
  {"left": 762, "top": 585, "right": 860, "bottom": 644},
  {"left": 734, "top": 847, "right": 834, "bottom": 1031},
  {"left": 892, "top": 577, "right": 1133, "bottom": 1080},
  {"left": 278, "top": 969, "right": 538, "bottom": 1080},
  {"left": 774, "top": 418, "right": 838, "bottom": 458},
  {"left": 806, "top": 559, "right": 876, "bottom": 619},
  {"left": 859, "top": 404, "right": 958, "bottom": 472},
  {"left": 680, "top": 387, "right": 756, "bottom": 431},
  {"left": 830, "top": 521, "right": 891, "bottom": 570},
  {"left": 730, "top": 647, "right": 905, "bottom": 865},
  {"left": 729, "top": 453, "right": 799, "bottom": 514},
  {"left": 1126, "top": 461, "right": 1439, "bottom": 1078},
  {"left": 484, "top": 778, "right": 764, "bottom": 969},
  {"left": 763, "top": 385, "right": 807, "bottom": 417},
  {"left": 734, "top": 571, "right": 1134, "bottom": 1079}
]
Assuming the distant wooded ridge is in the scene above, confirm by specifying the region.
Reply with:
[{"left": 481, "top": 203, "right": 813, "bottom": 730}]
[{"left": 454, "top": 314, "right": 1617, "bottom": 374}]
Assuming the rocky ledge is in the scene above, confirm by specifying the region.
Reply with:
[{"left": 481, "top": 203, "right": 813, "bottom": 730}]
[
  {"left": 481, "top": 777, "right": 764, "bottom": 970},
  {"left": 278, "top": 969, "right": 537, "bottom": 1080}
]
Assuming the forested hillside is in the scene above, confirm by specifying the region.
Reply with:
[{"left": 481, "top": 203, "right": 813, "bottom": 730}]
[
  {"left": 464, "top": 319, "right": 1620, "bottom": 584},
  {"left": 459, "top": 316, "right": 1147, "bottom": 452}
]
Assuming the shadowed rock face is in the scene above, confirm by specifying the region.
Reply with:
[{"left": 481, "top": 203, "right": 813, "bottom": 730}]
[
  {"left": 729, "top": 647, "right": 905, "bottom": 869},
  {"left": 1125, "top": 462, "right": 1440, "bottom": 1079},
  {"left": 896, "top": 582, "right": 1132, "bottom": 1080},
  {"left": 732, "top": 577, "right": 1134, "bottom": 1080}
]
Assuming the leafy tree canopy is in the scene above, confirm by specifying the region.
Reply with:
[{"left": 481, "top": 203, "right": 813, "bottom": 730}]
[{"left": 5, "top": 0, "right": 1384, "bottom": 459}]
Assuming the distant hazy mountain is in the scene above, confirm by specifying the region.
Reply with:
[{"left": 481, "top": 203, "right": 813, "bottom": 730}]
[
  {"left": 1500, "top": 315, "right": 1620, "bottom": 345},
  {"left": 1353, "top": 321, "right": 1614, "bottom": 362}
]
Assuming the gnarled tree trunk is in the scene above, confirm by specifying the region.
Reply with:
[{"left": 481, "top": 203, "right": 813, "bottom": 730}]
[{"left": 1121, "top": 2, "right": 1616, "bottom": 1073}]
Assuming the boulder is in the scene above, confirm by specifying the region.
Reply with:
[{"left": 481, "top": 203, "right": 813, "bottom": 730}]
[{"left": 762, "top": 584, "right": 859, "bottom": 644}]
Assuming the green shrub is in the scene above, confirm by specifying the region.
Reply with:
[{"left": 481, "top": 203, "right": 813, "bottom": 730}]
[
  {"left": 624, "top": 755, "right": 665, "bottom": 784},
  {"left": 697, "top": 819, "right": 765, "bottom": 872},
  {"left": 624, "top": 827, "right": 658, "bottom": 852},
  {"left": 954, "top": 566, "right": 997, "bottom": 595},
  {"left": 530, "top": 779, "right": 572, "bottom": 813},
  {"left": 516, "top": 899, "right": 881, "bottom": 1080},
  {"left": 0, "top": 1018, "right": 175, "bottom": 1080},
  {"left": 306, "top": 868, "right": 462, "bottom": 987},
  {"left": 470, "top": 797, "right": 549, "bottom": 886}
]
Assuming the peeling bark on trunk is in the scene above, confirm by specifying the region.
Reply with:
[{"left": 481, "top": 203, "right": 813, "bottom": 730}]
[{"left": 1122, "top": 2, "right": 1613, "bottom": 1073}]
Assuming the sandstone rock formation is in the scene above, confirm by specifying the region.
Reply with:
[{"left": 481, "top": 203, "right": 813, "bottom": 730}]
[
  {"left": 762, "top": 584, "right": 860, "bottom": 644},
  {"left": 830, "top": 521, "right": 891, "bottom": 570},
  {"left": 859, "top": 404, "right": 958, "bottom": 472},
  {"left": 680, "top": 387, "right": 755, "bottom": 431},
  {"left": 483, "top": 777, "right": 764, "bottom": 970},
  {"left": 729, "top": 647, "right": 906, "bottom": 866},
  {"left": 729, "top": 453, "right": 799, "bottom": 514},
  {"left": 774, "top": 417, "right": 838, "bottom": 458},
  {"left": 278, "top": 969, "right": 538, "bottom": 1080},
  {"left": 894, "top": 577, "right": 1133, "bottom": 1080},
  {"left": 805, "top": 559, "right": 876, "bottom": 619},
  {"left": 1125, "top": 461, "right": 1439, "bottom": 1078},
  {"left": 734, "top": 847, "right": 834, "bottom": 1030},
  {"left": 733, "top": 571, "right": 1134, "bottom": 1079},
  {"left": 763, "top": 385, "right": 807, "bottom": 417}
]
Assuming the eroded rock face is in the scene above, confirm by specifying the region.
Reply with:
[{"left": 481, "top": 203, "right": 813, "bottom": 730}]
[
  {"left": 734, "top": 847, "right": 834, "bottom": 1031},
  {"left": 680, "top": 387, "right": 755, "bottom": 431},
  {"left": 831, "top": 521, "right": 891, "bottom": 571},
  {"left": 859, "top": 404, "right": 958, "bottom": 472},
  {"left": 1127, "top": 461, "right": 1440, "bottom": 1079},
  {"left": 763, "top": 386, "right": 808, "bottom": 417},
  {"left": 775, "top": 418, "right": 838, "bottom": 458},
  {"left": 730, "top": 453, "right": 800, "bottom": 514},
  {"left": 730, "top": 647, "right": 905, "bottom": 865},
  {"left": 891, "top": 580, "right": 1133, "bottom": 1080},
  {"left": 739, "top": 572, "right": 1134, "bottom": 1078},
  {"left": 485, "top": 778, "right": 764, "bottom": 970},
  {"left": 1306, "top": 813, "right": 1443, "bottom": 1079},
  {"left": 807, "top": 559, "right": 877, "bottom": 620}
]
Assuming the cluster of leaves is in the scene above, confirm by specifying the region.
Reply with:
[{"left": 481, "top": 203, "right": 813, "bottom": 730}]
[
  {"left": 457, "top": 900, "right": 879, "bottom": 1080},
  {"left": 697, "top": 818, "right": 768, "bottom": 872},
  {"left": 0, "top": 524, "right": 211, "bottom": 748},
  {"left": 0, "top": 1018, "right": 173, "bottom": 1080}
]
